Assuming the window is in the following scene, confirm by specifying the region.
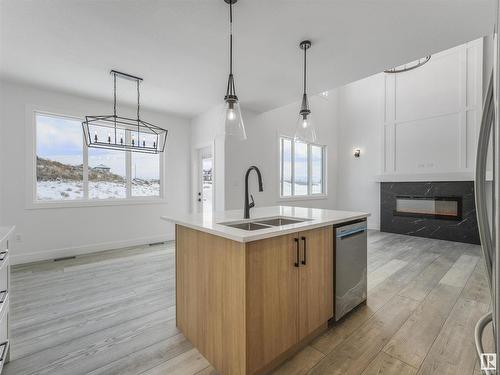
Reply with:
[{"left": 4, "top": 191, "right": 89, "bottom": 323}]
[
  {"left": 36, "top": 114, "right": 84, "bottom": 201},
  {"left": 35, "top": 112, "right": 162, "bottom": 203},
  {"left": 131, "top": 152, "right": 160, "bottom": 197},
  {"left": 279, "top": 136, "right": 326, "bottom": 198},
  {"left": 88, "top": 148, "right": 127, "bottom": 199}
]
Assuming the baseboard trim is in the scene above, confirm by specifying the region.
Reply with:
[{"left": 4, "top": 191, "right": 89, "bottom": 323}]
[{"left": 10, "top": 233, "right": 174, "bottom": 265}]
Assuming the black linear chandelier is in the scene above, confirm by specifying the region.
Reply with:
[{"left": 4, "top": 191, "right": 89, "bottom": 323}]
[{"left": 82, "top": 70, "right": 167, "bottom": 154}]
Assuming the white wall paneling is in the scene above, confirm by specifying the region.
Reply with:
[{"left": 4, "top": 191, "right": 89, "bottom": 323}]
[{"left": 382, "top": 39, "right": 482, "bottom": 178}]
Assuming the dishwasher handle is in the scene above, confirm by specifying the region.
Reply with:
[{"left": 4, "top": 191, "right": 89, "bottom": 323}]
[{"left": 337, "top": 227, "right": 366, "bottom": 240}]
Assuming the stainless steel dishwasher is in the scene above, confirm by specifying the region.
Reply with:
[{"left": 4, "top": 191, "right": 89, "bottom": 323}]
[{"left": 335, "top": 220, "right": 367, "bottom": 321}]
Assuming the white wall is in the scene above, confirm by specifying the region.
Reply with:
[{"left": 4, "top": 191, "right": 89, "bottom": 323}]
[
  {"left": 189, "top": 94, "right": 339, "bottom": 215},
  {"left": 189, "top": 104, "right": 226, "bottom": 212},
  {"left": 190, "top": 39, "right": 484, "bottom": 232},
  {"left": 335, "top": 39, "right": 483, "bottom": 230},
  {"left": 335, "top": 74, "right": 384, "bottom": 230},
  {"left": 224, "top": 94, "right": 339, "bottom": 212},
  {"left": 0, "top": 80, "right": 190, "bottom": 264}
]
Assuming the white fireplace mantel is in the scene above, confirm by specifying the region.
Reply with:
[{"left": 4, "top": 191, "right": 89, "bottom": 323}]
[{"left": 374, "top": 171, "right": 492, "bottom": 182}]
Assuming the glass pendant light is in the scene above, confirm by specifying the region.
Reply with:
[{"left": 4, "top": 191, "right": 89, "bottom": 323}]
[
  {"left": 222, "top": 0, "right": 246, "bottom": 140},
  {"left": 294, "top": 40, "right": 317, "bottom": 143}
]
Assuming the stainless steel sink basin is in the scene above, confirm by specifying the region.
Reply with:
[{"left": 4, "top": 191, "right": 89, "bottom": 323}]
[
  {"left": 224, "top": 222, "right": 272, "bottom": 231},
  {"left": 219, "top": 216, "right": 311, "bottom": 231},
  {"left": 255, "top": 217, "right": 309, "bottom": 226}
]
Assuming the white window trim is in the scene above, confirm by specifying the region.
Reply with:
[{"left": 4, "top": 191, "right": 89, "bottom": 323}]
[
  {"left": 25, "top": 105, "right": 167, "bottom": 209},
  {"left": 277, "top": 135, "right": 327, "bottom": 201}
]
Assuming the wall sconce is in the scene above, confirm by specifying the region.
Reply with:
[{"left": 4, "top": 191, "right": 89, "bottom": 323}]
[{"left": 354, "top": 148, "right": 361, "bottom": 158}]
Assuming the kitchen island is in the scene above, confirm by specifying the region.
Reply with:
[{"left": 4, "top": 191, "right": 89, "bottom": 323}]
[{"left": 161, "top": 206, "right": 369, "bottom": 375}]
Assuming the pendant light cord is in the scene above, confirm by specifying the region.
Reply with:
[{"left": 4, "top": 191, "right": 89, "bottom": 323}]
[
  {"left": 113, "top": 73, "right": 117, "bottom": 117},
  {"left": 225, "top": 0, "right": 236, "bottom": 98},
  {"left": 229, "top": 1, "right": 233, "bottom": 76},
  {"left": 303, "top": 45, "right": 307, "bottom": 95},
  {"left": 137, "top": 80, "right": 140, "bottom": 120}
]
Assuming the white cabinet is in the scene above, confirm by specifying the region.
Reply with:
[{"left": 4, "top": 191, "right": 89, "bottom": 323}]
[{"left": 0, "top": 227, "right": 13, "bottom": 373}]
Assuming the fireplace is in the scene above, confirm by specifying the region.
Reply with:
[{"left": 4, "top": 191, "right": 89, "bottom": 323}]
[
  {"left": 380, "top": 181, "right": 479, "bottom": 244},
  {"left": 394, "top": 196, "right": 462, "bottom": 221}
]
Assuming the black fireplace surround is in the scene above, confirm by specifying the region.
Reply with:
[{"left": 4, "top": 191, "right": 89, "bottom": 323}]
[{"left": 380, "top": 181, "right": 480, "bottom": 244}]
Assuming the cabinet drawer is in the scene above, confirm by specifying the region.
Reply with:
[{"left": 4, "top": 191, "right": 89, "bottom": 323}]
[
  {"left": 0, "top": 239, "right": 6, "bottom": 253},
  {"left": 0, "top": 340, "right": 8, "bottom": 375},
  {"left": 0, "top": 255, "right": 8, "bottom": 294},
  {"left": 0, "top": 294, "right": 8, "bottom": 344}
]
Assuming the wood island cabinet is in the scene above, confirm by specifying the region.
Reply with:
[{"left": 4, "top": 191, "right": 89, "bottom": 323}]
[{"left": 175, "top": 224, "right": 334, "bottom": 375}]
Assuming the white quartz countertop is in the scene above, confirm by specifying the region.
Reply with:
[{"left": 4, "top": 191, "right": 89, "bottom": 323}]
[
  {"left": 161, "top": 206, "right": 370, "bottom": 243},
  {"left": 0, "top": 226, "right": 15, "bottom": 243}
]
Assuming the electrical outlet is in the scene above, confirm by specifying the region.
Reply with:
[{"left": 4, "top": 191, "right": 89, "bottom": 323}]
[{"left": 15, "top": 234, "right": 22, "bottom": 243}]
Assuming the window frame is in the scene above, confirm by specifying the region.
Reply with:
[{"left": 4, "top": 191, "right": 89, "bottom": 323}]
[
  {"left": 278, "top": 135, "right": 327, "bottom": 201},
  {"left": 26, "top": 107, "right": 166, "bottom": 209}
]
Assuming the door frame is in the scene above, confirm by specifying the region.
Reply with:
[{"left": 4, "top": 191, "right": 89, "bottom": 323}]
[{"left": 191, "top": 142, "right": 215, "bottom": 213}]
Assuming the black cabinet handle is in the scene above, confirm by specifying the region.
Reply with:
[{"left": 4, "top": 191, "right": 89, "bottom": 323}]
[
  {"left": 301, "top": 236, "right": 307, "bottom": 265},
  {"left": 294, "top": 238, "right": 300, "bottom": 267}
]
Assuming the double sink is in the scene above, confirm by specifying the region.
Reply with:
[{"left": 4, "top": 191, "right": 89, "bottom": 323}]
[{"left": 220, "top": 216, "right": 311, "bottom": 231}]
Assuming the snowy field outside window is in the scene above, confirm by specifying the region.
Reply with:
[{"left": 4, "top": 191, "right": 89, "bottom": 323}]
[
  {"left": 35, "top": 112, "right": 163, "bottom": 202},
  {"left": 279, "top": 136, "right": 326, "bottom": 198}
]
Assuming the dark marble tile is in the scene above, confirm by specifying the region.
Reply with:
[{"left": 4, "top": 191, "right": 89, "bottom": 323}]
[{"left": 380, "top": 181, "right": 480, "bottom": 244}]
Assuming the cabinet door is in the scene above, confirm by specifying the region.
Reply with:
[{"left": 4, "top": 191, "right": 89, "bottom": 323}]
[
  {"left": 298, "top": 226, "right": 333, "bottom": 340},
  {"left": 246, "top": 233, "right": 299, "bottom": 374}
]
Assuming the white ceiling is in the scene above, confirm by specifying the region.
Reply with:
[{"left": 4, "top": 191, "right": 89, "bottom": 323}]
[{"left": 0, "top": 0, "right": 495, "bottom": 118}]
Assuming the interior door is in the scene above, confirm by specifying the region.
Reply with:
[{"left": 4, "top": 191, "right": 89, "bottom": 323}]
[
  {"left": 246, "top": 233, "right": 299, "bottom": 374},
  {"left": 298, "top": 226, "right": 333, "bottom": 340},
  {"left": 196, "top": 147, "right": 213, "bottom": 214}
]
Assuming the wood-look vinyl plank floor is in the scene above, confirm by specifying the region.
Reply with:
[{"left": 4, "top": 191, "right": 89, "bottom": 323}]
[{"left": 3, "top": 232, "right": 488, "bottom": 375}]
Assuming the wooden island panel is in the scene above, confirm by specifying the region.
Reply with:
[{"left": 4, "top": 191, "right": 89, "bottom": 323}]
[
  {"left": 246, "top": 233, "right": 300, "bottom": 374},
  {"left": 298, "top": 226, "right": 334, "bottom": 340},
  {"left": 175, "top": 225, "right": 247, "bottom": 375}
]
